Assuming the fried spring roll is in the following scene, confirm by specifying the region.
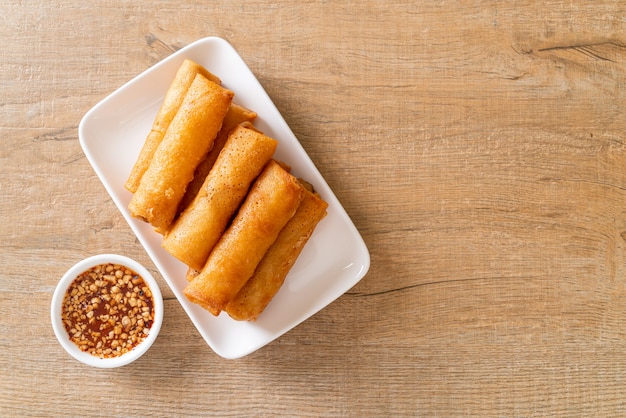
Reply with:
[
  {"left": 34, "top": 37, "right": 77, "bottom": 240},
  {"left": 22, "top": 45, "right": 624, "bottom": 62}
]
[
  {"left": 129, "top": 74, "right": 234, "bottom": 233},
  {"left": 177, "top": 104, "right": 257, "bottom": 214},
  {"left": 162, "top": 125, "right": 278, "bottom": 270},
  {"left": 125, "top": 59, "right": 221, "bottom": 193},
  {"left": 184, "top": 161, "right": 305, "bottom": 316},
  {"left": 225, "top": 186, "right": 328, "bottom": 321}
]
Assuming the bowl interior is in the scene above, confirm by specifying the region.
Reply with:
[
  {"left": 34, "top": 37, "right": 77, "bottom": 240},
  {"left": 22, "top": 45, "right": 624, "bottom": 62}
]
[{"left": 51, "top": 254, "right": 163, "bottom": 368}]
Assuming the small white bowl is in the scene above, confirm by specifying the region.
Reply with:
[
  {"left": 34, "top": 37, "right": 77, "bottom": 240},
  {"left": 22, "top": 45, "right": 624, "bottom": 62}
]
[{"left": 51, "top": 254, "right": 163, "bottom": 368}]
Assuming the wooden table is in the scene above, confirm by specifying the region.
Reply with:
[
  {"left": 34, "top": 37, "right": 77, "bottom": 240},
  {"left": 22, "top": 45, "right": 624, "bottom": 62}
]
[{"left": 2, "top": 1, "right": 625, "bottom": 416}]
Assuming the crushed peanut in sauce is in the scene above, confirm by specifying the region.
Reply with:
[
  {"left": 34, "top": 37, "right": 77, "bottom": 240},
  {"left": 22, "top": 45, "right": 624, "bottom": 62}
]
[{"left": 61, "top": 263, "right": 154, "bottom": 358}]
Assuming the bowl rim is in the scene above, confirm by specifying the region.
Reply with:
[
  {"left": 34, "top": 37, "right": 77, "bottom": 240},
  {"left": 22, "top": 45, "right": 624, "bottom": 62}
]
[{"left": 50, "top": 253, "right": 163, "bottom": 368}]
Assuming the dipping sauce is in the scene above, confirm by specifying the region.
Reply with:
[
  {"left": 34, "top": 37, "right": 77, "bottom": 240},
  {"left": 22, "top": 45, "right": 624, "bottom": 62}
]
[{"left": 61, "top": 263, "right": 155, "bottom": 358}]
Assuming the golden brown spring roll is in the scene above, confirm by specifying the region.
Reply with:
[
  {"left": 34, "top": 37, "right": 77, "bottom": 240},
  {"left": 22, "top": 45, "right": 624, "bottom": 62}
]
[
  {"left": 225, "top": 186, "right": 328, "bottom": 321},
  {"left": 125, "top": 59, "right": 221, "bottom": 193},
  {"left": 129, "top": 74, "right": 234, "bottom": 233},
  {"left": 162, "top": 125, "right": 278, "bottom": 270},
  {"left": 184, "top": 161, "right": 305, "bottom": 316},
  {"left": 177, "top": 104, "right": 257, "bottom": 215}
]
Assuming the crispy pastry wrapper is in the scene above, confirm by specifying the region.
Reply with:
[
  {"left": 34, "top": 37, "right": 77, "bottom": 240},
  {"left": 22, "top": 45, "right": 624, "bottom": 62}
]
[
  {"left": 162, "top": 125, "right": 277, "bottom": 271},
  {"left": 125, "top": 59, "right": 221, "bottom": 193},
  {"left": 225, "top": 184, "right": 328, "bottom": 321},
  {"left": 128, "top": 73, "right": 233, "bottom": 233},
  {"left": 177, "top": 104, "right": 257, "bottom": 215},
  {"left": 183, "top": 161, "right": 305, "bottom": 316}
]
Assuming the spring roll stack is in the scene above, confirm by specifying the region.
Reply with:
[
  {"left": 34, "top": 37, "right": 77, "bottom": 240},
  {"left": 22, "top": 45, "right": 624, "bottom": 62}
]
[
  {"left": 225, "top": 181, "right": 328, "bottom": 320},
  {"left": 128, "top": 73, "right": 234, "bottom": 233},
  {"left": 162, "top": 125, "right": 278, "bottom": 271},
  {"left": 125, "top": 60, "right": 328, "bottom": 321}
]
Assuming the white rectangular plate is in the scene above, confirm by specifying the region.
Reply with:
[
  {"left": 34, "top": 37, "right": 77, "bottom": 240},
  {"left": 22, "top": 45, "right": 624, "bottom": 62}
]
[{"left": 78, "top": 37, "right": 370, "bottom": 359}]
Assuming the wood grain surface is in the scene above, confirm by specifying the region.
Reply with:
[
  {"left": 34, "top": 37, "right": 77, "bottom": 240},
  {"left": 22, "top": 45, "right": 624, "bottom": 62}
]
[{"left": 2, "top": 1, "right": 626, "bottom": 416}]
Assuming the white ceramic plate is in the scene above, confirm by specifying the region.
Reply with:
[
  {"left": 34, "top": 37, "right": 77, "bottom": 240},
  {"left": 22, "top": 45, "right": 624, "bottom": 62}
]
[{"left": 78, "top": 36, "right": 370, "bottom": 359}]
